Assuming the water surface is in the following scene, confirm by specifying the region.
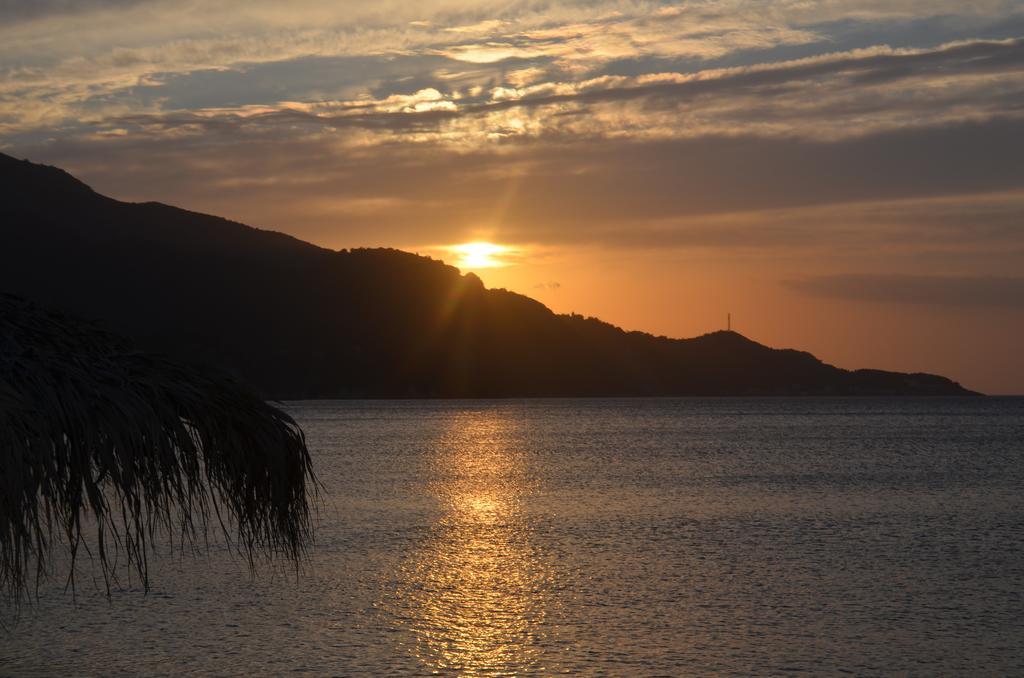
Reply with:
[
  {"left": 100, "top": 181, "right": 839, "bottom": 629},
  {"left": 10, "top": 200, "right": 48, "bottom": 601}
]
[{"left": 2, "top": 398, "right": 1023, "bottom": 675}]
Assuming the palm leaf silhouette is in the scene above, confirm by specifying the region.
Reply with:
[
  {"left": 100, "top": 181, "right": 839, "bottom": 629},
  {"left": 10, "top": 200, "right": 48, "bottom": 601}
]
[{"left": 0, "top": 294, "right": 316, "bottom": 601}]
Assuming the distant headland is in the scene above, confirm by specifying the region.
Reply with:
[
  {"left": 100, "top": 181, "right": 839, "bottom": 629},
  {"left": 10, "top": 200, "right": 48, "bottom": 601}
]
[{"left": 0, "top": 153, "right": 979, "bottom": 398}]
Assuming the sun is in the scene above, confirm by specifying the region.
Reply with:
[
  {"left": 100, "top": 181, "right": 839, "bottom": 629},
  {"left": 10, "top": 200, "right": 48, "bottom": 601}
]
[{"left": 449, "top": 242, "right": 512, "bottom": 269}]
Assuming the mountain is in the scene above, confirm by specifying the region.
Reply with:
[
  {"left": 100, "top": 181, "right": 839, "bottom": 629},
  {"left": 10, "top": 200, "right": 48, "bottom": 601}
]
[{"left": 0, "top": 153, "right": 978, "bottom": 398}]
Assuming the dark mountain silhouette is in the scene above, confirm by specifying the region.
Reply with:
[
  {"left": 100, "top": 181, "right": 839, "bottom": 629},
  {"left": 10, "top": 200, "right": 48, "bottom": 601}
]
[{"left": 0, "top": 153, "right": 978, "bottom": 397}]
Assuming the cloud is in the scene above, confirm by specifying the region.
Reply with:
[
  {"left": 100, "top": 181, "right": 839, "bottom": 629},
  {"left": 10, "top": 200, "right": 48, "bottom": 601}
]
[
  {"left": 37, "top": 37, "right": 1023, "bottom": 149},
  {"left": 0, "top": 0, "right": 155, "bottom": 24},
  {"left": 18, "top": 113, "right": 1024, "bottom": 265},
  {"left": 436, "top": 14, "right": 822, "bottom": 66},
  {"left": 787, "top": 274, "right": 1024, "bottom": 308},
  {"left": 2, "top": 0, "right": 1021, "bottom": 140}
]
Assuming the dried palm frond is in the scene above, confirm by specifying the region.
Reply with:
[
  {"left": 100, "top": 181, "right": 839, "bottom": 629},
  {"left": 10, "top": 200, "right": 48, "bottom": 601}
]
[{"left": 0, "top": 294, "right": 316, "bottom": 601}]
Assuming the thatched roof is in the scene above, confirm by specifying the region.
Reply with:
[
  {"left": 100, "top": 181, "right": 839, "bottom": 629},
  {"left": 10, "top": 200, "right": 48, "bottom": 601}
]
[{"left": 0, "top": 294, "right": 316, "bottom": 600}]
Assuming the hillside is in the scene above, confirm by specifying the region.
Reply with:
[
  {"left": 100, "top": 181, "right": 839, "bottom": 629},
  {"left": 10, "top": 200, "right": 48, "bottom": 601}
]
[{"left": 0, "top": 153, "right": 977, "bottom": 397}]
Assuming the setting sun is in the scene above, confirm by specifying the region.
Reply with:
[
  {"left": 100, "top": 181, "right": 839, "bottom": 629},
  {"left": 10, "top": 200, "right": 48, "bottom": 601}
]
[{"left": 449, "top": 242, "right": 514, "bottom": 270}]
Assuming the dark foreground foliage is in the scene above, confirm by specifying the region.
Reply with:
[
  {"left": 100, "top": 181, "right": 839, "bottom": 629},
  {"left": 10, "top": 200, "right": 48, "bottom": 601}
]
[{"left": 0, "top": 294, "right": 316, "bottom": 602}]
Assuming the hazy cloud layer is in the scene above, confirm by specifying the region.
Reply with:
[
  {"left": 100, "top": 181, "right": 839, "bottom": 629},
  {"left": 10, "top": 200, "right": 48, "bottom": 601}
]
[
  {"left": 788, "top": 274, "right": 1024, "bottom": 308},
  {"left": 25, "top": 117, "right": 1023, "bottom": 273}
]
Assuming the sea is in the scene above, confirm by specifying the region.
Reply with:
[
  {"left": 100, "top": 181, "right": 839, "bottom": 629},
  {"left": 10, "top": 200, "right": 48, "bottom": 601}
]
[{"left": 2, "top": 397, "right": 1023, "bottom": 676}]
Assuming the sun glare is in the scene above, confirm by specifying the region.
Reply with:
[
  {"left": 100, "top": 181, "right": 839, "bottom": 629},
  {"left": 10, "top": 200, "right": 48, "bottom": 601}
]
[{"left": 449, "top": 242, "right": 513, "bottom": 270}]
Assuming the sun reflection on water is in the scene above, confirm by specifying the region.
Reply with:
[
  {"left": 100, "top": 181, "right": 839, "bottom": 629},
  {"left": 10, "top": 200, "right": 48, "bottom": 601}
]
[{"left": 391, "top": 410, "right": 555, "bottom": 674}]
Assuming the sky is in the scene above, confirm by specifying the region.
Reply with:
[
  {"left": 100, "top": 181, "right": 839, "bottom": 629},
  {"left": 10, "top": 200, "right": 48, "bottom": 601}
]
[{"left": 2, "top": 0, "right": 1023, "bottom": 393}]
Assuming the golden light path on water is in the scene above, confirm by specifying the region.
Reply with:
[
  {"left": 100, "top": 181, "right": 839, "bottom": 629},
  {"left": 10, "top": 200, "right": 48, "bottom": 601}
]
[{"left": 390, "top": 410, "right": 557, "bottom": 674}]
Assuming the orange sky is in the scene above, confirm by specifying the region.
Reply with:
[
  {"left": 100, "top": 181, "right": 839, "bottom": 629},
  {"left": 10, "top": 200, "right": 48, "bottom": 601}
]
[
  {"left": 2, "top": 1, "right": 1023, "bottom": 393},
  {"left": 467, "top": 249, "right": 1022, "bottom": 395}
]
